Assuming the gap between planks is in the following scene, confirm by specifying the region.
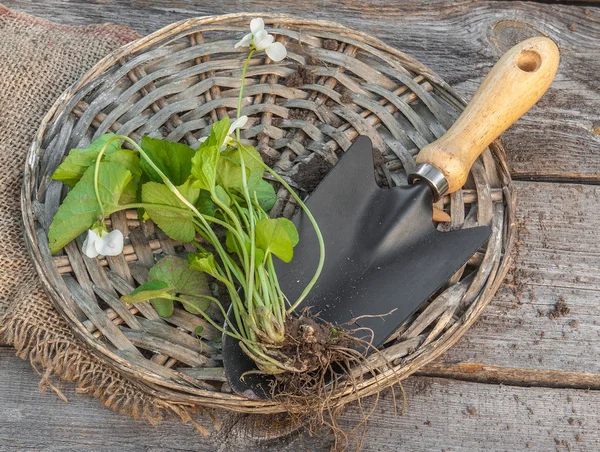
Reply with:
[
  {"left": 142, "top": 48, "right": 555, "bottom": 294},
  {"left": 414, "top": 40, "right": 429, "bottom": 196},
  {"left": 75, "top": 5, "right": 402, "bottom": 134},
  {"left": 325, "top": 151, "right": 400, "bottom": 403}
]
[
  {"left": 416, "top": 362, "right": 600, "bottom": 391},
  {"left": 512, "top": 174, "right": 600, "bottom": 186},
  {"left": 2, "top": 341, "right": 599, "bottom": 392}
]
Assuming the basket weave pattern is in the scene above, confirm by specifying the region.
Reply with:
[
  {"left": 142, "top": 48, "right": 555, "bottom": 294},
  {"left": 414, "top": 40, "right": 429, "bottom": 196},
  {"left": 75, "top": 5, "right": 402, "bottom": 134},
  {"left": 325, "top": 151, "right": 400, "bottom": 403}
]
[{"left": 22, "top": 14, "right": 514, "bottom": 412}]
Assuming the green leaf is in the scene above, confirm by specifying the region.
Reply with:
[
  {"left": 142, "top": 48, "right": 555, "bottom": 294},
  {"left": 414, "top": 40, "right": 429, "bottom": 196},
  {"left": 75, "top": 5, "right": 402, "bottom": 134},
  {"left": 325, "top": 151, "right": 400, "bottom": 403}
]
[
  {"left": 194, "top": 326, "right": 204, "bottom": 336},
  {"left": 148, "top": 255, "right": 211, "bottom": 315},
  {"left": 214, "top": 185, "right": 231, "bottom": 207},
  {"left": 48, "top": 162, "right": 132, "bottom": 254},
  {"left": 255, "top": 217, "right": 299, "bottom": 263},
  {"left": 217, "top": 144, "right": 264, "bottom": 190},
  {"left": 252, "top": 179, "right": 277, "bottom": 211},
  {"left": 141, "top": 181, "right": 199, "bottom": 242},
  {"left": 149, "top": 255, "right": 210, "bottom": 296},
  {"left": 179, "top": 296, "right": 210, "bottom": 315},
  {"left": 105, "top": 149, "right": 141, "bottom": 176},
  {"left": 106, "top": 150, "right": 142, "bottom": 205},
  {"left": 121, "top": 280, "right": 174, "bottom": 303},
  {"left": 191, "top": 145, "right": 220, "bottom": 191},
  {"left": 139, "top": 136, "right": 195, "bottom": 186},
  {"left": 200, "top": 117, "right": 231, "bottom": 150},
  {"left": 245, "top": 242, "right": 265, "bottom": 266},
  {"left": 51, "top": 134, "right": 122, "bottom": 188},
  {"left": 151, "top": 298, "right": 175, "bottom": 318},
  {"left": 177, "top": 179, "right": 201, "bottom": 205},
  {"left": 225, "top": 230, "right": 237, "bottom": 253},
  {"left": 254, "top": 247, "right": 266, "bottom": 266},
  {"left": 188, "top": 251, "right": 219, "bottom": 276},
  {"left": 195, "top": 190, "right": 216, "bottom": 217},
  {"left": 225, "top": 233, "right": 263, "bottom": 266},
  {"left": 280, "top": 217, "right": 299, "bottom": 246}
]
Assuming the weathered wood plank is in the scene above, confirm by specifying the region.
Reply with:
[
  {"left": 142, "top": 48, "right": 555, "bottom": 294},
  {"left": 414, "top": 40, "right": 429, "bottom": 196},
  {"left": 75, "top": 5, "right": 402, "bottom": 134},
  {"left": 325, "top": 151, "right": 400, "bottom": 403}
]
[
  {"left": 3, "top": 0, "right": 599, "bottom": 181},
  {"left": 5, "top": 0, "right": 598, "bottom": 383},
  {"left": 5, "top": 0, "right": 599, "bottom": 381},
  {"left": 2, "top": 348, "right": 600, "bottom": 451},
  {"left": 0, "top": 348, "right": 307, "bottom": 451},
  {"left": 23, "top": 184, "right": 600, "bottom": 393},
  {"left": 430, "top": 181, "right": 600, "bottom": 377},
  {"left": 6, "top": 182, "right": 593, "bottom": 444},
  {"left": 2, "top": 1, "right": 600, "bottom": 449},
  {"left": 332, "top": 376, "right": 600, "bottom": 452}
]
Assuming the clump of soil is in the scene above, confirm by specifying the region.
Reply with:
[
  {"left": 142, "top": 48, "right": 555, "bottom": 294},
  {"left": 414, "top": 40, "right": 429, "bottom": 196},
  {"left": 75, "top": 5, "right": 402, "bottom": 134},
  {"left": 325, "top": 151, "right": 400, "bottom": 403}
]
[
  {"left": 288, "top": 108, "right": 307, "bottom": 120},
  {"left": 306, "top": 56, "right": 319, "bottom": 66},
  {"left": 289, "top": 153, "right": 333, "bottom": 192},
  {"left": 273, "top": 316, "right": 358, "bottom": 377},
  {"left": 371, "top": 147, "right": 386, "bottom": 173},
  {"left": 340, "top": 88, "right": 353, "bottom": 104},
  {"left": 466, "top": 406, "right": 477, "bottom": 416},
  {"left": 548, "top": 298, "right": 570, "bottom": 320},
  {"left": 264, "top": 312, "right": 385, "bottom": 410},
  {"left": 323, "top": 39, "right": 339, "bottom": 51},
  {"left": 285, "top": 65, "right": 317, "bottom": 87},
  {"left": 244, "top": 312, "right": 401, "bottom": 451},
  {"left": 262, "top": 315, "right": 380, "bottom": 450}
]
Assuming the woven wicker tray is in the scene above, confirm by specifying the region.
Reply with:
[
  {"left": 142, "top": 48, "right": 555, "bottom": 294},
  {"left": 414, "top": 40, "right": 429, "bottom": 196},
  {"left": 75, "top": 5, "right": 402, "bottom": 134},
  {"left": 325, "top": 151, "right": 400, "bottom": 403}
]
[{"left": 22, "top": 13, "right": 514, "bottom": 413}]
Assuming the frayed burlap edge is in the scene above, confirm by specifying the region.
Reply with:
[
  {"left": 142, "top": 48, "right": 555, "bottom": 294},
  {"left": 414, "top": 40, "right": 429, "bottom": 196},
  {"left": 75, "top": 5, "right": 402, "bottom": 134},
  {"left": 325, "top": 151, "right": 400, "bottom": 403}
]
[
  {"left": 0, "top": 282, "right": 214, "bottom": 434},
  {"left": 0, "top": 5, "right": 213, "bottom": 433}
]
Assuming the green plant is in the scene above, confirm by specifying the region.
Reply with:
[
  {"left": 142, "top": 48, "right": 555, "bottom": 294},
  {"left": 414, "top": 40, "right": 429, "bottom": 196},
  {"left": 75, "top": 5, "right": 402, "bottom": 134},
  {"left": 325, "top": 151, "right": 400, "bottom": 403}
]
[{"left": 48, "top": 19, "right": 325, "bottom": 375}]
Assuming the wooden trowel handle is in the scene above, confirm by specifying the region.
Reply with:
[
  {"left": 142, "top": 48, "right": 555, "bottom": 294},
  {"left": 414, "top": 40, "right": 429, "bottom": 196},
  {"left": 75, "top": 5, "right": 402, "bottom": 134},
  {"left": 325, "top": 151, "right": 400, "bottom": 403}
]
[{"left": 415, "top": 37, "right": 559, "bottom": 194}]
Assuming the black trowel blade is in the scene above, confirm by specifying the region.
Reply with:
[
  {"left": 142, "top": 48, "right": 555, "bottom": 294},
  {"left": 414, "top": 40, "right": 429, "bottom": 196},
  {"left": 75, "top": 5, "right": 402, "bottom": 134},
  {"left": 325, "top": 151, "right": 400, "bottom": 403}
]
[
  {"left": 275, "top": 136, "right": 490, "bottom": 346},
  {"left": 223, "top": 136, "right": 491, "bottom": 399}
]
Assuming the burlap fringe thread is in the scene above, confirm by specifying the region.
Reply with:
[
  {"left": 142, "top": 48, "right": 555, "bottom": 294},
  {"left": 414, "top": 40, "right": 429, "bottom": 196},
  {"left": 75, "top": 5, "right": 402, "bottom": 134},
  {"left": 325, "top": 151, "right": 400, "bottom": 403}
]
[
  {"left": 0, "top": 270, "right": 212, "bottom": 434},
  {"left": 0, "top": 5, "right": 216, "bottom": 434}
]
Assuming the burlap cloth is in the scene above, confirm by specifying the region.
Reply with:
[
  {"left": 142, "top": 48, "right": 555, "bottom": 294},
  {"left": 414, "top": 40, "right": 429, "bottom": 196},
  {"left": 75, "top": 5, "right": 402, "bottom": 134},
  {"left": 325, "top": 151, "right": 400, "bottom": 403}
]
[{"left": 0, "top": 5, "right": 207, "bottom": 424}]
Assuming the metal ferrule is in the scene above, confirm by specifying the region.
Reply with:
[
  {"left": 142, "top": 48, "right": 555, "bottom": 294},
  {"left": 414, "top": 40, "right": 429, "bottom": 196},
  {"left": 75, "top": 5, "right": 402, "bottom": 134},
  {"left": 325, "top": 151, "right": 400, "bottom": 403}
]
[{"left": 407, "top": 163, "right": 449, "bottom": 201}]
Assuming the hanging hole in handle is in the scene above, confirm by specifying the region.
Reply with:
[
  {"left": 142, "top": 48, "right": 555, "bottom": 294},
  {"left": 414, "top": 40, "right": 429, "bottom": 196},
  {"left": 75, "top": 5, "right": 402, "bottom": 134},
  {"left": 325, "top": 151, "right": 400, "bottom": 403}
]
[{"left": 516, "top": 50, "right": 542, "bottom": 72}]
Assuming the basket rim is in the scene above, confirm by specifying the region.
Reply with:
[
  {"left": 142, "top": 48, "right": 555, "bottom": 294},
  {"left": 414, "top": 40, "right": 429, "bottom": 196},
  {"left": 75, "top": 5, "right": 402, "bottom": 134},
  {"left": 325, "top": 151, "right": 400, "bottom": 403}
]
[{"left": 21, "top": 12, "right": 515, "bottom": 413}]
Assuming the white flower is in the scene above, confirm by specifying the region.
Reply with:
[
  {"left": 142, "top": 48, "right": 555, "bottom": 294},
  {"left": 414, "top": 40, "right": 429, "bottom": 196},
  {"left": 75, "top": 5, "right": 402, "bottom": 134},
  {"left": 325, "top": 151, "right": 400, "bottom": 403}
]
[
  {"left": 227, "top": 115, "right": 249, "bottom": 139},
  {"left": 198, "top": 115, "right": 248, "bottom": 149},
  {"left": 82, "top": 226, "right": 124, "bottom": 258},
  {"left": 234, "top": 18, "right": 287, "bottom": 62}
]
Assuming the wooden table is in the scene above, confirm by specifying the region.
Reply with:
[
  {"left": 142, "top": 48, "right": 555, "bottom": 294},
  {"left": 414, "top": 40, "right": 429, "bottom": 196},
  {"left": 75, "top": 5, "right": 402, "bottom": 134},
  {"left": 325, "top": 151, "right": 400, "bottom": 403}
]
[{"left": 2, "top": 1, "right": 599, "bottom": 450}]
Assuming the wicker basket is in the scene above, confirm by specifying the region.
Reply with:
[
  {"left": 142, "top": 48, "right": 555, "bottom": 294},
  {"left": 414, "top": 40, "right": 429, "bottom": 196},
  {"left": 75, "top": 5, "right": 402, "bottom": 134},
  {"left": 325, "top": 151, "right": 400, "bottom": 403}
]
[{"left": 22, "top": 13, "right": 514, "bottom": 413}]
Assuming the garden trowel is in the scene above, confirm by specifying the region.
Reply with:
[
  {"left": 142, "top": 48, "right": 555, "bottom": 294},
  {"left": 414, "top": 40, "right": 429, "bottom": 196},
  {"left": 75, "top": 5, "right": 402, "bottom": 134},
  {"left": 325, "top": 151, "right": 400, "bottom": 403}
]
[{"left": 223, "top": 37, "right": 559, "bottom": 398}]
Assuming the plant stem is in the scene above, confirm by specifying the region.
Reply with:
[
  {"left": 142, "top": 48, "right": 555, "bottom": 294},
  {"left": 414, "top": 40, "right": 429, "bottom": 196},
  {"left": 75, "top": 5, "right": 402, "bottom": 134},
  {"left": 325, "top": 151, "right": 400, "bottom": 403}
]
[
  {"left": 236, "top": 50, "right": 255, "bottom": 132},
  {"left": 267, "top": 255, "right": 286, "bottom": 325},
  {"left": 170, "top": 296, "right": 260, "bottom": 347},
  {"left": 121, "top": 136, "right": 242, "bottom": 291},
  {"left": 246, "top": 153, "right": 326, "bottom": 314},
  {"left": 209, "top": 192, "right": 249, "bottom": 270},
  {"left": 93, "top": 135, "right": 126, "bottom": 220},
  {"left": 235, "top": 50, "right": 258, "bottom": 323},
  {"left": 89, "top": 46, "right": 323, "bottom": 371},
  {"left": 119, "top": 136, "right": 255, "bottom": 341}
]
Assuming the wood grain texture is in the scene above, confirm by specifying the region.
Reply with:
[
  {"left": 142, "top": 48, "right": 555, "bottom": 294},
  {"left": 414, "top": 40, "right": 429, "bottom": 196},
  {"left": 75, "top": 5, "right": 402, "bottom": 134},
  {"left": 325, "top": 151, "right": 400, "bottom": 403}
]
[
  {"left": 0, "top": 348, "right": 307, "bottom": 451},
  {"left": 3, "top": 0, "right": 600, "bottom": 182},
  {"left": 333, "top": 376, "right": 600, "bottom": 452},
  {"left": 2, "top": 0, "right": 600, "bottom": 449},
  {"left": 20, "top": 11, "right": 512, "bottom": 413},
  {"left": 431, "top": 181, "right": 600, "bottom": 376},
  {"left": 3, "top": 348, "right": 600, "bottom": 451},
  {"left": 4, "top": 181, "right": 600, "bottom": 449}
]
